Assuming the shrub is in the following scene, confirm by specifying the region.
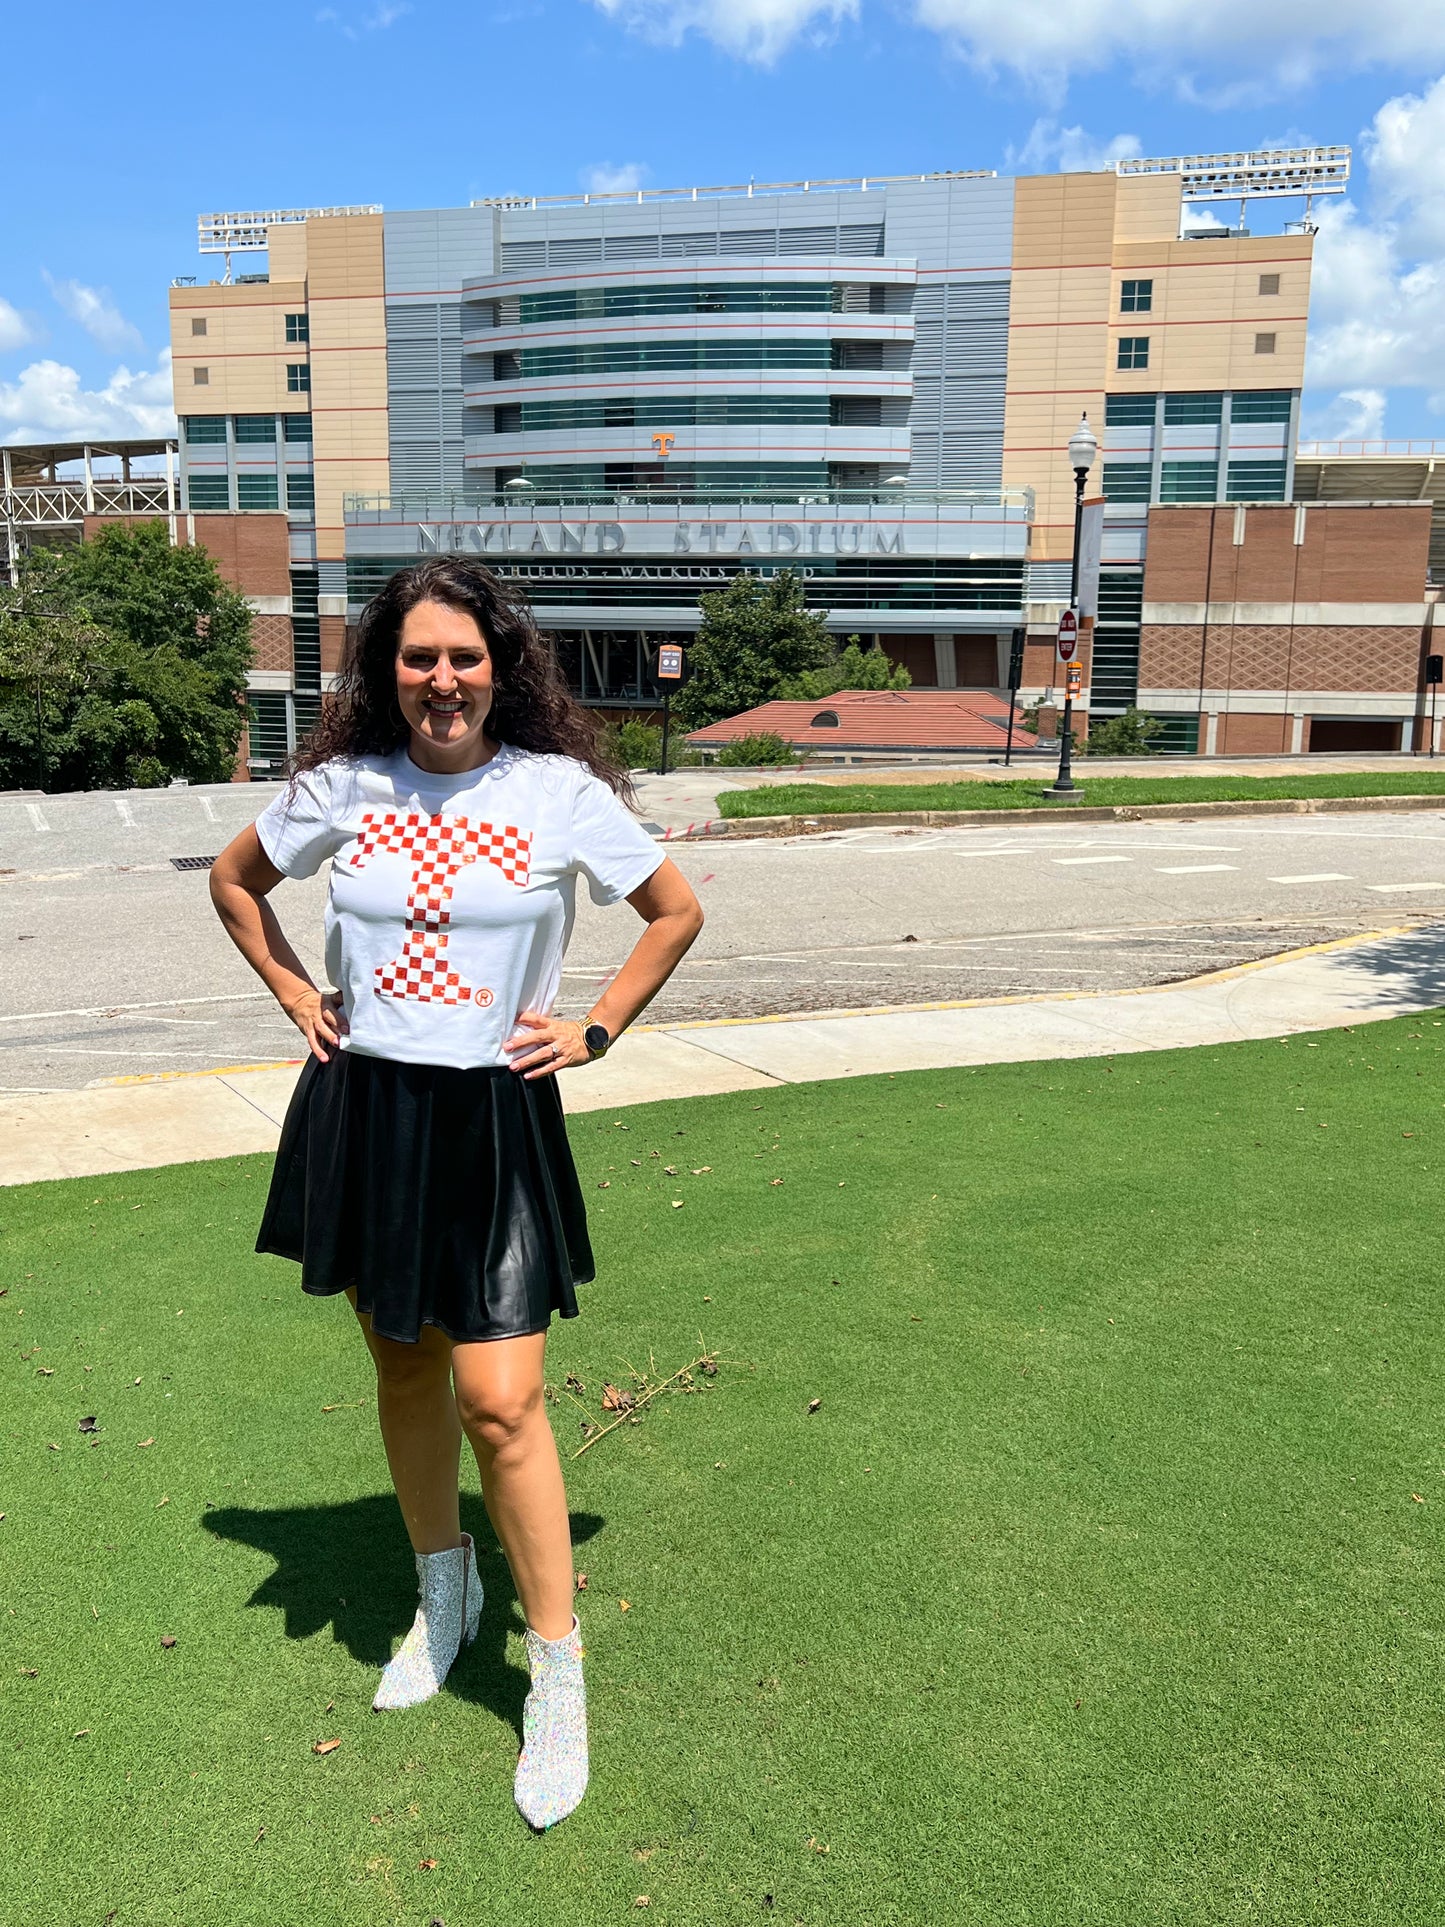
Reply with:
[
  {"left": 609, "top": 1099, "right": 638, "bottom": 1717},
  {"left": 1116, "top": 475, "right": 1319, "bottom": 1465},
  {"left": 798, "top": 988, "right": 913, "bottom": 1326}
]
[
  {"left": 716, "top": 731, "right": 796, "bottom": 767},
  {"left": 1079, "top": 707, "right": 1164, "bottom": 757}
]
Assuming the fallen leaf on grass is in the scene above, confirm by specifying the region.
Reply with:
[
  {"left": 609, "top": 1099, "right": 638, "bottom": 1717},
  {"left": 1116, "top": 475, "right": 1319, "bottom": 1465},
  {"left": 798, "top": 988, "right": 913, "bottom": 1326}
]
[
  {"left": 136, "top": 1438, "right": 154, "bottom": 1449},
  {"left": 72, "top": 1729, "right": 91, "bottom": 1740},
  {"left": 156, "top": 1496, "right": 170, "bottom": 1508},
  {"left": 1412, "top": 1493, "right": 1425, "bottom": 1503},
  {"left": 700, "top": 1358, "right": 718, "bottom": 1377},
  {"left": 254, "top": 1826, "right": 267, "bottom": 1844},
  {"left": 575, "top": 1571, "right": 588, "bottom": 1592},
  {"left": 565, "top": 1372, "right": 586, "bottom": 1395},
  {"left": 19, "top": 1667, "right": 37, "bottom": 1678},
  {"left": 807, "top": 1836, "right": 830, "bottom": 1855},
  {"left": 807, "top": 1398, "right": 822, "bottom": 1414},
  {"left": 597, "top": 1181, "right": 611, "bottom": 1189},
  {"left": 419, "top": 1858, "right": 438, "bottom": 1870},
  {"left": 619, "top": 1598, "right": 632, "bottom": 1612},
  {"left": 630, "top": 1159, "right": 642, "bottom": 1167},
  {"left": 634, "top": 1898, "right": 651, "bottom": 1908},
  {"left": 78, "top": 1416, "right": 99, "bottom": 1434},
  {"left": 769, "top": 1178, "right": 784, "bottom": 1187},
  {"left": 160, "top": 1635, "right": 177, "bottom": 1649},
  {"left": 670, "top": 1200, "right": 684, "bottom": 1209},
  {"left": 634, "top": 1847, "right": 655, "bottom": 1862},
  {"left": 35, "top": 1367, "right": 53, "bottom": 1377},
  {"left": 46, "top": 1444, "right": 59, "bottom": 1453},
  {"left": 601, "top": 1384, "right": 635, "bottom": 1413},
  {"left": 312, "top": 1738, "right": 342, "bottom": 1755},
  {"left": 690, "top": 1167, "right": 712, "bottom": 1175}
]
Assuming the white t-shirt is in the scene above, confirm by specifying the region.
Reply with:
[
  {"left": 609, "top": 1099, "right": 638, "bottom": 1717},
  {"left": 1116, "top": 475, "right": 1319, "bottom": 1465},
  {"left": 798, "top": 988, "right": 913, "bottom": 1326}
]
[{"left": 254, "top": 743, "right": 663, "bottom": 1070}]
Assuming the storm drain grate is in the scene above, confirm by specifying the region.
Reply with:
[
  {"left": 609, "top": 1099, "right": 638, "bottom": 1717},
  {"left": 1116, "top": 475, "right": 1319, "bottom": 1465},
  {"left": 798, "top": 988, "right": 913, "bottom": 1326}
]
[{"left": 170, "top": 856, "right": 217, "bottom": 872}]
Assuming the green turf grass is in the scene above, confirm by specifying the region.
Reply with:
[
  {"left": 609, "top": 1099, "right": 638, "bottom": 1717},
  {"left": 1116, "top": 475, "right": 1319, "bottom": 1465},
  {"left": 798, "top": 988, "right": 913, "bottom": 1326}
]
[
  {"left": 717, "top": 770, "right": 1445, "bottom": 817},
  {"left": 5, "top": 1021, "right": 1445, "bottom": 1925}
]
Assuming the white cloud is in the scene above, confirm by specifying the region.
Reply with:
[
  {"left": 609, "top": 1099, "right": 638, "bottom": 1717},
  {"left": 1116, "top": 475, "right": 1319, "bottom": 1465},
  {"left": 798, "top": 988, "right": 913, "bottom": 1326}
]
[
  {"left": 1299, "top": 387, "right": 1387, "bottom": 444},
  {"left": 1008, "top": 120, "right": 1141, "bottom": 174},
  {"left": 590, "top": 0, "right": 1445, "bottom": 85},
  {"left": 316, "top": 3, "right": 409, "bottom": 36},
  {"left": 588, "top": 0, "right": 856, "bottom": 64},
  {"left": 0, "top": 351, "right": 176, "bottom": 446},
  {"left": 582, "top": 162, "right": 648, "bottom": 195},
  {"left": 43, "top": 275, "right": 145, "bottom": 354},
  {"left": 0, "top": 297, "right": 38, "bottom": 354}
]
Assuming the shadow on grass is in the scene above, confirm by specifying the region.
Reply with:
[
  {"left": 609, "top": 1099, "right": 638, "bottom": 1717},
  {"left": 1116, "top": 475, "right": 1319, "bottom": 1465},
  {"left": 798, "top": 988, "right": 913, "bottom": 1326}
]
[{"left": 203, "top": 1497, "right": 604, "bottom": 1737}]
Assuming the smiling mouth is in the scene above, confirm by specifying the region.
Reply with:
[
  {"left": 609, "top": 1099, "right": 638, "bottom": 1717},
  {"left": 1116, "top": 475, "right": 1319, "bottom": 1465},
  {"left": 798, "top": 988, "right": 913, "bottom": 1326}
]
[{"left": 424, "top": 699, "right": 466, "bottom": 718}]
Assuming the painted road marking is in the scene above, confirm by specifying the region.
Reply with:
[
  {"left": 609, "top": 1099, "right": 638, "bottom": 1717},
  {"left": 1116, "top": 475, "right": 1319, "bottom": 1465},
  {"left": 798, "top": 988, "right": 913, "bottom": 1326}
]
[
  {"left": 24, "top": 803, "right": 49, "bottom": 832},
  {"left": 1154, "top": 864, "right": 1239, "bottom": 874},
  {"left": 1367, "top": 882, "right": 1445, "bottom": 892},
  {"left": 1052, "top": 855, "right": 1132, "bottom": 866},
  {"left": 1268, "top": 873, "right": 1355, "bottom": 883},
  {"left": 114, "top": 799, "right": 137, "bottom": 827}
]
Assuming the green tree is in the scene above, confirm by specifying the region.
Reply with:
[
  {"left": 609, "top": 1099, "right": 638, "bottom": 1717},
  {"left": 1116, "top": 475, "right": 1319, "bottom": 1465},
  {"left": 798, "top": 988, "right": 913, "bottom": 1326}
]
[
  {"left": 673, "top": 571, "right": 834, "bottom": 730},
  {"left": 775, "top": 636, "right": 911, "bottom": 701},
  {"left": 0, "top": 522, "right": 252, "bottom": 791},
  {"left": 1079, "top": 707, "right": 1164, "bottom": 757}
]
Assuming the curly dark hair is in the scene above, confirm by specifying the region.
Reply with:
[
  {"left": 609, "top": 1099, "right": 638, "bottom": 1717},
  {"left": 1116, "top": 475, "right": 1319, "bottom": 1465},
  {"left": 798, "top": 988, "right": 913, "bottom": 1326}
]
[{"left": 286, "top": 554, "right": 633, "bottom": 802}]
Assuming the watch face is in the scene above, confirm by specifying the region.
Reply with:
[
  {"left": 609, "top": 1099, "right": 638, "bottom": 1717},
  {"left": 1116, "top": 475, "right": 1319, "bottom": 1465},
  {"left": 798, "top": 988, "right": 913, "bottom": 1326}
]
[{"left": 584, "top": 1023, "right": 609, "bottom": 1056}]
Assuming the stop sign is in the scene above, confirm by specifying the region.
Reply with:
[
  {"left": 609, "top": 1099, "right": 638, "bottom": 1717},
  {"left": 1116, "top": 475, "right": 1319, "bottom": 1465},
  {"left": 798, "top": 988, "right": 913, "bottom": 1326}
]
[{"left": 1056, "top": 608, "right": 1079, "bottom": 662}]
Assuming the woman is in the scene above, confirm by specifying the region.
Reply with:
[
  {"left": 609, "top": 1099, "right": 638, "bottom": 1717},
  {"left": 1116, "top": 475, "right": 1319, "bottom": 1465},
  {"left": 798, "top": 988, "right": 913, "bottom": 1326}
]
[{"left": 209, "top": 555, "right": 703, "bottom": 1831}]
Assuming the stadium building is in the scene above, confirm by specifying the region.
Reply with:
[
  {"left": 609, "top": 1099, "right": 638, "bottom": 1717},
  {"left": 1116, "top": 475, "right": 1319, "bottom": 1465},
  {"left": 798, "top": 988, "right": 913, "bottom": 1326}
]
[{"left": 145, "top": 147, "right": 1440, "bottom": 769}]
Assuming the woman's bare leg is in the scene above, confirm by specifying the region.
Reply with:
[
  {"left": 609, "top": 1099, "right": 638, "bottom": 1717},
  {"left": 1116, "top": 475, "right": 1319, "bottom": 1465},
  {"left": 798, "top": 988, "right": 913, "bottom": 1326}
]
[
  {"left": 349, "top": 1291, "right": 464, "bottom": 1555},
  {"left": 451, "top": 1332, "right": 574, "bottom": 1639}
]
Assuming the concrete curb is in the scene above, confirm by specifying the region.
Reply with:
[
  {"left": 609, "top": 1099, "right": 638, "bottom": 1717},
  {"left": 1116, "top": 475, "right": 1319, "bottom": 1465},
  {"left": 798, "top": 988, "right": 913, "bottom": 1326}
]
[{"left": 696, "top": 791, "right": 1445, "bottom": 839}]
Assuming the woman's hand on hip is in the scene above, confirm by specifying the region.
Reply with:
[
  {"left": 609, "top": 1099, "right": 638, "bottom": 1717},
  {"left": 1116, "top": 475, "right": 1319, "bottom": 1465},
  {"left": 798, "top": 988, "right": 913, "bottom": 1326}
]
[
  {"left": 283, "top": 988, "right": 349, "bottom": 1063},
  {"left": 503, "top": 1010, "right": 589, "bottom": 1078}
]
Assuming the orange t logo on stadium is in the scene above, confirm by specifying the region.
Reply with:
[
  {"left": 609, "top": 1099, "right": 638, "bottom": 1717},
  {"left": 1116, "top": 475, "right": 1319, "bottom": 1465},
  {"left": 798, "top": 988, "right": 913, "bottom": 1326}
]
[
  {"left": 651, "top": 432, "right": 675, "bottom": 457},
  {"left": 348, "top": 811, "right": 531, "bottom": 1006}
]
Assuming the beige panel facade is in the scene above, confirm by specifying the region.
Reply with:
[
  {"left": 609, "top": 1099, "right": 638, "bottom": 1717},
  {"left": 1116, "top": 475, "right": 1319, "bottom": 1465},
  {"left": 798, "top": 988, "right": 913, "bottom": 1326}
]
[
  {"left": 1004, "top": 179, "right": 1315, "bottom": 564},
  {"left": 305, "top": 213, "right": 389, "bottom": 562},
  {"left": 168, "top": 280, "right": 310, "bottom": 416}
]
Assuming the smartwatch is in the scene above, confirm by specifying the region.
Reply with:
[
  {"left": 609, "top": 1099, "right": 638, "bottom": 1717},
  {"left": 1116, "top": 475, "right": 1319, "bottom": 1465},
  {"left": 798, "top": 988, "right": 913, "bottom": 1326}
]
[{"left": 583, "top": 1019, "right": 611, "bottom": 1060}]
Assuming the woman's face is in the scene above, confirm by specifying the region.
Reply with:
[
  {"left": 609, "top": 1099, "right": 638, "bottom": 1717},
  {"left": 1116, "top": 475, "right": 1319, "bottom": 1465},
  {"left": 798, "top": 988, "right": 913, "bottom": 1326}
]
[{"left": 395, "top": 599, "right": 496, "bottom": 759}]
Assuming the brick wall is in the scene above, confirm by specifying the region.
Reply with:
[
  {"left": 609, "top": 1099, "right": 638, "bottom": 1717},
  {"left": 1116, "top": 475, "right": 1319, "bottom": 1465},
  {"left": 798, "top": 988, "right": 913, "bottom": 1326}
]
[
  {"left": 1143, "top": 504, "right": 1431, "bottom": 607},
  {"left": 320, "top": 615, "right": 347, "bottom": 676},
  {"left": 186, "top": 514, "right": 293, "bottom": 597},
  {"left": 249, "top": 614, "right": 294, "bottom": 674}
]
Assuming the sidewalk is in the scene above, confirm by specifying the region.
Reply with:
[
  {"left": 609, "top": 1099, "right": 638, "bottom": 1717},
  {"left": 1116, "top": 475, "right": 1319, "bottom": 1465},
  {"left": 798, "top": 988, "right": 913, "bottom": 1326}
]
[{"left": 5, "top": 924, "right": 1442, "bottom": 1187}]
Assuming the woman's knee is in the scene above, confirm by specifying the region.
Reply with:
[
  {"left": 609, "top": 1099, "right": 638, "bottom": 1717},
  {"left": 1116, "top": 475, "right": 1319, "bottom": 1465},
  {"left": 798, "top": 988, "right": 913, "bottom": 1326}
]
[
  {"left": 363, "top": 1322, "right": 452, "bottom": 1399},
  {"left": 455, "top": 1372, "right": 542, "bottom": 1451}
]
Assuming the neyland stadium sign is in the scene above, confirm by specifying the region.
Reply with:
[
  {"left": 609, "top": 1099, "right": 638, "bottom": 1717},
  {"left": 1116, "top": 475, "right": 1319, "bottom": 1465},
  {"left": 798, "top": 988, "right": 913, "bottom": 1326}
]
[{"left": 415, "top": 520, "right": 907, "bottom": 557}]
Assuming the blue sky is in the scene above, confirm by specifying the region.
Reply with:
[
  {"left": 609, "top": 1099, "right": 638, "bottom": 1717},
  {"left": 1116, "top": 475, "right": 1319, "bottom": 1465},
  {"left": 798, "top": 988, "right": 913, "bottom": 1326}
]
[{"left": 6, "top": 0, "right": 1445, "bottom": 449}]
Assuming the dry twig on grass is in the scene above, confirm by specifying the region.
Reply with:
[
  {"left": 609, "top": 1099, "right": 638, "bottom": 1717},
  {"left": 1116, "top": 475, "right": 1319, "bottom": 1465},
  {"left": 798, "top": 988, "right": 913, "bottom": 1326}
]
[{"left": 565, "top": 1341, "right": 723, "bottom": 1459}]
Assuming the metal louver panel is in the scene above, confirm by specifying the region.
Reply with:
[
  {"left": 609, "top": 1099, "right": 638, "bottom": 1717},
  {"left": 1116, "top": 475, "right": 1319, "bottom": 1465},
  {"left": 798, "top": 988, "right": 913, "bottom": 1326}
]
[
  {"left": 661, "top": 231, "right": 719, "bottom": 256},
  {"left": 780, "top": 225, "right": 836, "bottom": 253},
  {"left": 719, "top": 228, "right": 779, "bottom": 255},
  {"left": 603, "top": 234, "right": 659, "bottom": 260},
  {"left": 390, "top": 394, "right": 440, "bottom": 437},
  {"left": 550, "top": 236, "right": 604, "bottom": 263},
  {"left": 838, "top": 223, "right": 885, "bottom": 255},
  {"left": 500, "top": 240, "right": 546, "bottom": 270},
  {"left": 912, "top": 320, "right": 943, "bottom": 370},
  {"left": 387, "top": 340, "right": 436, "bottom": 384}
]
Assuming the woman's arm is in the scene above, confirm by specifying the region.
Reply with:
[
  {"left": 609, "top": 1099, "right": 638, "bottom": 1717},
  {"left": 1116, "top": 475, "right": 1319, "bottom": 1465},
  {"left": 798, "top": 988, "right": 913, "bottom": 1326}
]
[
  {"left": 503, "top": 856, "right": 703, "bottom": 1079},
  {"left": 209, "top": 825, "right": 349, "bottom": 1063}
]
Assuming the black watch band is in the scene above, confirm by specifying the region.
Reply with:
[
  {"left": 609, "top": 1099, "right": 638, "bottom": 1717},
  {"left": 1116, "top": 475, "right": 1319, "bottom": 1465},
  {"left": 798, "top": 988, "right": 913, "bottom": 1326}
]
[{"left": 582, "top": 1021, "right": 611, "bottom": 1060}]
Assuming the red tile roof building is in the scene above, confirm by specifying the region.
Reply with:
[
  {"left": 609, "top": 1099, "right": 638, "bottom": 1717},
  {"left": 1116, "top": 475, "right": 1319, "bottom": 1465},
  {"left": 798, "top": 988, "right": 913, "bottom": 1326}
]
[{"left": 685, "top": 689, "right": 1037, "bottom": 755}]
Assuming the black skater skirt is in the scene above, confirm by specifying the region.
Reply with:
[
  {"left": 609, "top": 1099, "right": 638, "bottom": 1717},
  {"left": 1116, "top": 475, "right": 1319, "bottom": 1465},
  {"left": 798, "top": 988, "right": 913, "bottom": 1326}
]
[{"left": 255, "top": 1048, "right": 595, "bottom": 1345}]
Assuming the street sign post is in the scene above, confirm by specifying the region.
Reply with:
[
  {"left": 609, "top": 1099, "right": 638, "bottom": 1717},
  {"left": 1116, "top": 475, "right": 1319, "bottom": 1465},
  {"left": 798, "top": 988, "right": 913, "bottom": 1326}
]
[
  {"left": 656, "top": 644, "right": 683, "bottom": 774},
  {"left": 1428, "top": 652, "right": 1442, "bottom": 759},
  {"left": 1003, "top": 626, "right": 1026, "bottom": 767}
]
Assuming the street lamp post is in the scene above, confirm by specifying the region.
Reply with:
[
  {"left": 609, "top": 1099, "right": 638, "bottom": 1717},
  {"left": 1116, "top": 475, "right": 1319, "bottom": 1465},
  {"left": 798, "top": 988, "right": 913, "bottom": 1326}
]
[{"left": 1050, "top": 414, "right": 1099, "bottom": 797}]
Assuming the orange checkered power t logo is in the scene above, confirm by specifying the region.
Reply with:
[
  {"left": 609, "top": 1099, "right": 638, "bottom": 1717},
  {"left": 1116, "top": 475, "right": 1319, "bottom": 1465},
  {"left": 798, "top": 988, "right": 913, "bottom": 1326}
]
[{"left": 347, "top": 811, "right": 532, "bottom": 1005}]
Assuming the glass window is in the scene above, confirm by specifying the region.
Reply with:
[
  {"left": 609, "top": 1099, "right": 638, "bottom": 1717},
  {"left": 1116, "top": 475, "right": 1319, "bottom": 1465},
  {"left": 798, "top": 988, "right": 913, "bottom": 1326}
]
[
  {"left": 1163, "top": 393, "right": 1223, "bottom": 426},
  {"left": 285, "top": 473, "right": 315, "bottom": 510},
  {"left": 1258, "top": 273, "right": 1281, "bottom": 296},
  {"left": 182, "top": 416, "right": 226, "bottom": 443},
  {"left": 1159, "top": 461, "right": 1219, "bottom": 502},
  {"left": 283, "top": 413, "right": 314, "bottom": 442},
  {"left": 1229, "top": 390, "right": 1292, "bottom": 424},
  {"left": 1120, "top": 278, "right": 1153, "bottom": 313},
  {"left": 187, "top": 476, "right": 230, "bottom": 509},
  {"left": 1105, "top": 393, "right": 1157, "bottom": 427},
  {"left": 1102, "top": 463, "right": 1153, "bottom": 502},
  {"left": 285, "top": 313, "right": 309, "bottom": 343},
  {"left": 1254, "top": 333, "right": 1277, "bottom": 355},
  {"left": 518, "top": 281, "right": 831, "bottom": 324},
  {"left": 192, "top": 367, "right": 210, "bottom": 385},
  {"left": 286, "top": 363, "right": 311, "bottom": 393},
  {"left": 237, "top": 474, "right": 280, "bottom": 510},
  {"left": 1116, "top": 337, "right": 1149, "bottom": 370},
  {"left": 1226, "top": 460, "right": 1288, "bottom": 501},
  {"left": 190, "top": 317, "right": 207, "bottom": 337},
  {"left": 501, "top": 395, "right": 832, "bottom": 432},
  {"left": 233, "top": 415, "right": 276, "bottom": 443},
  {"left": 245, "top": 692, "right": 290, "bottom": 771},
  {"left": 513, "top": 340, "right": 832, "bottom": 379}
]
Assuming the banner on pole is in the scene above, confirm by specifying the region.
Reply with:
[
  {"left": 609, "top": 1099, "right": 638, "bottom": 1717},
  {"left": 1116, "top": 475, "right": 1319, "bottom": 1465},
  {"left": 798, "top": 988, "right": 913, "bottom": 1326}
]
[
  {"left": 657, "top": 644, "right": 683, "bottom": 680},
  {"left": 1075, "top": 497, "right": 1105, "bottom": 621}
]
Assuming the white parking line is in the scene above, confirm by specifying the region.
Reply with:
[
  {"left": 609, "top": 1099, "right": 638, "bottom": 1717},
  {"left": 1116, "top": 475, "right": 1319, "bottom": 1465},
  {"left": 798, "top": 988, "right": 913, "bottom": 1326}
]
[
  {"left": 24, "top": 803, "right": 49, "bottom": 832},
  {"left": 1367, "top": 882, "right": 1445, "bottom": 892},
  {"left": 1268, "top": 873, "right": 1354, "bottom": 883},
  {"left": 1053, "top": 855, "right": 1132, "bottom": 866},
  {"left": 1154, "top": 864, "right": 1238, "bottom": 874}
]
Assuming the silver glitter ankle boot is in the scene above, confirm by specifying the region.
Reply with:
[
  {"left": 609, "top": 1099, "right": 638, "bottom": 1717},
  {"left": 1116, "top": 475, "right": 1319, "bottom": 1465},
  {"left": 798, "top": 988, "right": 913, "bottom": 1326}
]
[
  {"left": 372, "top": 1532, "right": 481, "bottom": 1712},
  {"left": 513, "top": 1614, "right": 589, "bottom": 1830}
]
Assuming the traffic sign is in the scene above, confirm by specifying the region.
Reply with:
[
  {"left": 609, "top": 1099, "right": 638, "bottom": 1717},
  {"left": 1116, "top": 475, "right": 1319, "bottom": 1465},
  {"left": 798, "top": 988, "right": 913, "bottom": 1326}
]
[
  {"left": 657, "top": 644, "right": 683, "bottom": 680},
  {"left": 1056, "top": 608, "right": 1079, "bottom": 663}
]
